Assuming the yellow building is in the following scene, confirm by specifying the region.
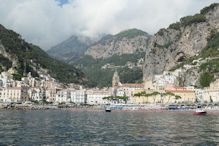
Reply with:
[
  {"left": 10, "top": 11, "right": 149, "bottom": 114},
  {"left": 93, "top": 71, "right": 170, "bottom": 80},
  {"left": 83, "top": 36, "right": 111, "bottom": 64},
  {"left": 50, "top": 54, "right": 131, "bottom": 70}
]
[
  {"left": 165, "top": 87, "right": 196, "bottom": 103},
  {"left": 131, "top": 89, "right": 147, "bottom": 104},
  {"left": 203, "top": 79, "right": 219, "bottom": 103},
  {"left": 131, "top": 87, "right": 196, "bottom": 104}
]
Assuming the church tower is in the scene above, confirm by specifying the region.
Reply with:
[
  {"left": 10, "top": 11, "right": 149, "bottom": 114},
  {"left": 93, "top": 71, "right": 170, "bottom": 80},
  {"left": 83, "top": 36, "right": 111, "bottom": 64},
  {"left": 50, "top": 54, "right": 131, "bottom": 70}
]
[
  {"left": 112, "top": 69, "right": 120, "bottom": 88},
  {"left": 112, "top": 69, "right": 121, "bottom": 96}
]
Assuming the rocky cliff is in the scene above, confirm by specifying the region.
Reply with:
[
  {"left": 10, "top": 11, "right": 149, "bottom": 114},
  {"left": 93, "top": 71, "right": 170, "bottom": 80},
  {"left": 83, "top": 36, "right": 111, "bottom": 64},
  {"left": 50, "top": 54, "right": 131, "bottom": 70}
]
[
  {"left": 143, "top": 3, "right": 219, "bottom": 83},
  {"left": 85, "top": 29, "right": 151, "bottom": 59}
]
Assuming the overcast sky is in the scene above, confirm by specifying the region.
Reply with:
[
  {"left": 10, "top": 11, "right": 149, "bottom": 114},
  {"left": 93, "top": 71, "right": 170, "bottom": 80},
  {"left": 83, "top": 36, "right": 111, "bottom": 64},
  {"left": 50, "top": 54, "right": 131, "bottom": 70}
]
[{"left": 0, "top": 0, "right": 217, "bottom": 50}]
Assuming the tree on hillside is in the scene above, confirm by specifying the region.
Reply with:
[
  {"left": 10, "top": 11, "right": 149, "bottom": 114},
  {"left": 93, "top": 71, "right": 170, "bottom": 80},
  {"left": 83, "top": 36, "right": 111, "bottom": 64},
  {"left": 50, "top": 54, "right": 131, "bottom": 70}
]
[{"left": 200, "top": 72, "right": 214, "bottom": 87}]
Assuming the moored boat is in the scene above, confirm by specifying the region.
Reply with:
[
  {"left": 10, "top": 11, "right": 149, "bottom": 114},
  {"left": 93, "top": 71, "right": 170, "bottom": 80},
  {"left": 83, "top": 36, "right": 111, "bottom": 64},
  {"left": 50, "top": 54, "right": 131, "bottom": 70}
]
[
  {"left": 193, "top": 106, "right": 207, "bottom": 115},
  {"left": 105, "top": 108, "right": 111, "bottom": 112}
]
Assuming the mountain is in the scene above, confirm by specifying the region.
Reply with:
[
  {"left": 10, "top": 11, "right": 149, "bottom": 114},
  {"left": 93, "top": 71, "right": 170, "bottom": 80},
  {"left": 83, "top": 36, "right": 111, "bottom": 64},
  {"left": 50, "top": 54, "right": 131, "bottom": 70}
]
[
  {"left": 47, "top": 35, "right": 95, "bottom": 63},
  {"left": 143, "top": 3, "right": 219, "bottom": 87},
  {"left": 73, "top": 29, "right": 151, "bottom": 87},
  {"left": 85, "top": 28, "right": 150, "bottom": 59},
  {"left": 0, "top": 24, "right": 87, "bottom": 84}
]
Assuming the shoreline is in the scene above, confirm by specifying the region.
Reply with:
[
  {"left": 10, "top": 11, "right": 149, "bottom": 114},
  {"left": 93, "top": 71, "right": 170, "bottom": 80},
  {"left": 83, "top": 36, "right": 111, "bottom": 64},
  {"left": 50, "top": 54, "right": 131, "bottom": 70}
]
[
  {"left": 64, "top": 108, "right": 219, "bottom": 114},
  {"left": 0, "top": 104, "right": 219, "bottom": 114}
]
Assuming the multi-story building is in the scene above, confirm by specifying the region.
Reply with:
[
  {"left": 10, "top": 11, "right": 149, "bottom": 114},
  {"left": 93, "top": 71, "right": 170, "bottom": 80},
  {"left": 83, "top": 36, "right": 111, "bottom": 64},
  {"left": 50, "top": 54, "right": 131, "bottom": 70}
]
[
  {"left": 0, "top": 87, "right": 28, "bottom": 102},
  {"left": 202, "top": 79, "right": 219, "bottom": 103},
  {"left": 69, "top": 89, "right": 86, "bottom": 104},
  {"left": 86, "top": 89, "right": 111, "bottom": 105},
  {"left": 165, "top": 87, "right": 196, "bottom": 103},
  {"left": 28, "top": 86, "right": 42, "bottom": 101},
  {"left": 55, "top": 89, "right": 70, "bottom": 103},
  {"left": 117, "top": 84, "right": 144, "bottom": 97}
]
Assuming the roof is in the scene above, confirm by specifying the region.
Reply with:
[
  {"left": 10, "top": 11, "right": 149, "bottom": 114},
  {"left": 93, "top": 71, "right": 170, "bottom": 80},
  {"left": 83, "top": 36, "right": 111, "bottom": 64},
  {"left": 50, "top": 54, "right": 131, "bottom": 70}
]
[
  {"left": 165, "top": 90, "right": 194, "bottom": 93},
  {"left": 120, "top": 84, "right": 144, "bottom": 88},
  {"left": 7, "top": 87, "right": 21, "bottom": 90},
  {"left": 174, "top": 87, "right": 186, "bottom": 89},
  {"left": 87, "top": 91, "right": 111, "bottom": 95}
]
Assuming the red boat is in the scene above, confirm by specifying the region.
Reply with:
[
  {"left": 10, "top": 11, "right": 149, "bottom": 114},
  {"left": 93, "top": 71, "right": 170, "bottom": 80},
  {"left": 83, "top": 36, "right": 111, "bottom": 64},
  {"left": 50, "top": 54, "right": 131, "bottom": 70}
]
[
  {"left": 193, "top": 111, "right": 207, "bottom": 115},
  {"left": 193, "top": 107, "right": 207, "bottom": 115}
]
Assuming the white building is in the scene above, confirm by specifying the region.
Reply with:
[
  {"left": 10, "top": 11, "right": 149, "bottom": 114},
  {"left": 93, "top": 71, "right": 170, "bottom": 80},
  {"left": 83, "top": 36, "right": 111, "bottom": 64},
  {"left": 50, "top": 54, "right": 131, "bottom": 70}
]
[
  {"left": 153, "top": 73, "right": 176, "bottom": 90},
  {"left": 86, "top": 89, "right": 111, "bottom": 105},
  {"left": 117, "top": 84, "right": 144, "bottom": 97},
  {"left": 68, "top": 89, "right": 86, "bottom": 104},
  {"left": 55, "top": 89, "right": 70, "bottom": 103},
  {"left": 0, "top": 87, "right": 28, "bottom": 102},
  {"left": 29, "top": 87, "right": 42, "bottom": 101}
]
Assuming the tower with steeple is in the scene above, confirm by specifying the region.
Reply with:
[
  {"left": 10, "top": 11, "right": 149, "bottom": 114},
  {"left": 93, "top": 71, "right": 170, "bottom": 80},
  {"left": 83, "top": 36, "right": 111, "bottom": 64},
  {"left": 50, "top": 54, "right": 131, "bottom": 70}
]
[
  {"left": 112, "top": 69, "right": 121, "bottom": 96},
  {"left": 112, "top": 69, "right": 120, "bottom": 88}
]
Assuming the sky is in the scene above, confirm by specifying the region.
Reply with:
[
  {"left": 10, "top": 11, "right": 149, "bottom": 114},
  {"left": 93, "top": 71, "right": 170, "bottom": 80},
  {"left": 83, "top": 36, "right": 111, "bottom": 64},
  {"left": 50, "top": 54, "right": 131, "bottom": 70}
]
[{"left": 0, "top": 0, "right": 218, "bottom": 50}]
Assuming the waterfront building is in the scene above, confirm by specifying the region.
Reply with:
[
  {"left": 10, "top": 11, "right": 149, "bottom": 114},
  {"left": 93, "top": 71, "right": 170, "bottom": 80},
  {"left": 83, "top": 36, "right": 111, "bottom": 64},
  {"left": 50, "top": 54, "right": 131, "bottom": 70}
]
[
  {"left": 55, "top": 89, "right": 71, "bottom": 103},
  {"left": 130, "top": 89, "right": 146, "bottom": 104},
  {"left": 0, "top": 87, "right": 28, "bottom": 102},
  {"left": 69, "top": 89, "right": 86, "bottom": 104},
  {"left": 202, "top": 79, "right": 219, "bottom": 103},
  {"left": 45, "top": 81, "right": 62, "bottom": 102},
  {"left": 165, "top": 87, "right": 196, "bottom": 103},
  {"left": 86, "top": 89, "right": 111, "bottom": 105},
  {"left": 117, "top": 83, "right": 144, "bottom": 97}
]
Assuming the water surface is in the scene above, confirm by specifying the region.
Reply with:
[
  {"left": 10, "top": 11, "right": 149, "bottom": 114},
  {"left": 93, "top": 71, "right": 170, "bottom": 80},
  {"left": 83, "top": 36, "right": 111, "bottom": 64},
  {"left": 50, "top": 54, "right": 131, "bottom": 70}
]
[{"left": 0, "top": 110, "right": 218, "bottom": 145}]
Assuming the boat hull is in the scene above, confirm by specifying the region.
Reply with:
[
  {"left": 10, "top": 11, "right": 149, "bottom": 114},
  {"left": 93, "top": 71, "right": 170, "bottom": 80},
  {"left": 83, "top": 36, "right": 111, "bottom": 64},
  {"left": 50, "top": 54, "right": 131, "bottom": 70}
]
[
  {"left": 105, "top": 108, "right": 111, "bottom": 112},
  {"left": 193, "top": 112, "right": 207, "bottom": 115}
]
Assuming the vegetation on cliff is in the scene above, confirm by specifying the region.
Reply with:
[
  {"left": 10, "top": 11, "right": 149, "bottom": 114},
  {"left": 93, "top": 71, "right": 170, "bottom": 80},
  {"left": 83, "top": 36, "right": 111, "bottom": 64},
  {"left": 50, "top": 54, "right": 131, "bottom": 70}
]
[
  {"left": 180, "top": 14, "right": 206, "bottom": 27},
  {"left": 200, "top": 3, "right": 219, "bottom": 15},
  {"left": 200, "top": 72, "right": 214, "bottom": 87},
  {"left": 0, "top": 24, "right": 86, "bottom": 84},
  {"left": 115, "top": 29, "right": 149, "bottom": 40},
  {"left": 73, "top": 53, "right": 144, "bottom": 88}
]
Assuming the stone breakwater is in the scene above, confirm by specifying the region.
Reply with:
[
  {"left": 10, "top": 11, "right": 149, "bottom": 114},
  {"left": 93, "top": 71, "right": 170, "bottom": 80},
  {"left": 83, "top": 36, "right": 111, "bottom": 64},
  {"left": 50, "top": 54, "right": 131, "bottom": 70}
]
[{"left": 0, "top": 104, "right": 58, "bottom": 110}]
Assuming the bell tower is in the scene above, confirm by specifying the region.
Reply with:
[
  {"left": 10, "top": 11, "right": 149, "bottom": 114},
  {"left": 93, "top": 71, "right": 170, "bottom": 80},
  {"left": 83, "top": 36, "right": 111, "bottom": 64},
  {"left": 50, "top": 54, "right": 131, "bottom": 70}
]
[{"left": 112, "top": 69, "right": 120, "bottom": 88}]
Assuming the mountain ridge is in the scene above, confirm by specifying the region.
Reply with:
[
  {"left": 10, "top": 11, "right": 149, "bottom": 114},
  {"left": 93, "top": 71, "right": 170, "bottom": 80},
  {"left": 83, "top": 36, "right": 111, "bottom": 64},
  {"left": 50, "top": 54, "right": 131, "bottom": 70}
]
[{"left": 0, "top": 24, "right": 86, "bottom": 84}]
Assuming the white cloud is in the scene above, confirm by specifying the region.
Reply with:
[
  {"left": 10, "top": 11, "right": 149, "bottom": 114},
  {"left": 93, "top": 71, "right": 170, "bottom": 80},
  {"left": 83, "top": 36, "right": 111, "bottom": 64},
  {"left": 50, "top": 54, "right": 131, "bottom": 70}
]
[{"left": 0, "top": 0, "right": 217, "bottom": 50}]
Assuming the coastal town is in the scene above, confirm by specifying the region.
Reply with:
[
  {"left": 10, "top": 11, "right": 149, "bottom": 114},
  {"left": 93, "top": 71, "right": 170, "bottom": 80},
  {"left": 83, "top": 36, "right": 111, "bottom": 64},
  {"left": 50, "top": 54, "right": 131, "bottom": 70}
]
[{"left": 0, "top": 64, "right": 218, "bottom": 109}]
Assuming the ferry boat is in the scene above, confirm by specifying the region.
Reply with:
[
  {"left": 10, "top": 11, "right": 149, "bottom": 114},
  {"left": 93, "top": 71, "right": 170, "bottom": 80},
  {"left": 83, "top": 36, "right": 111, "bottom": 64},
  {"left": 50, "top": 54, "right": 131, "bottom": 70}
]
[
  {"left": 105, "top": 108, "right": 111, "bottom": 112},
  {"left": 193, "top": 106, "right": 207, "bottom": 115}
]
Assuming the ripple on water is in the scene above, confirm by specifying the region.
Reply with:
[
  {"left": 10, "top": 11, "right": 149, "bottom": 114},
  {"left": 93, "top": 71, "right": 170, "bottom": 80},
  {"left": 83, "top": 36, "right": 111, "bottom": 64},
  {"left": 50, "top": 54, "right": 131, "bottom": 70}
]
[{"left": 0, "top": 110, "right": 219, "bottom": 145}]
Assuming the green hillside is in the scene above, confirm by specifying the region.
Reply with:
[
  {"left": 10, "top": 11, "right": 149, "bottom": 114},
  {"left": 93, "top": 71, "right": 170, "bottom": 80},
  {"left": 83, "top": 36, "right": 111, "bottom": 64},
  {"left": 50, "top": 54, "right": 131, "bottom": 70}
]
[
  {"left": 73, "top": 52, "right": 145, "bottom": 88},
  {"left": 0, "top": 24, "right": 86, "bottom": 84}
]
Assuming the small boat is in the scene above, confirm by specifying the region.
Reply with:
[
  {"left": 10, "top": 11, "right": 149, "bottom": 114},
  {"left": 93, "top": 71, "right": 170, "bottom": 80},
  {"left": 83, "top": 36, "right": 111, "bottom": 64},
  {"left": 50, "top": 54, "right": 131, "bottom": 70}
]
[
  {"left": 193, "top": 106, "right": 207, "bottom": 115},
  {"left": 105, "top": 108, "right": 111, "bottom": 112}
]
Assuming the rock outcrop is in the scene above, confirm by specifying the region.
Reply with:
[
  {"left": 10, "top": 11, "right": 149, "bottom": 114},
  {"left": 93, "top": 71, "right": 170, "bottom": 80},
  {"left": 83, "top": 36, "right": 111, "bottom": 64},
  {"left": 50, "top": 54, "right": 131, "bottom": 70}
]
[
  {"left": 143, "top": 3, "right": 219, "bottom": 83},
  {"left": 85, "top": 29, "right": 151, "bottom": 59}
]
